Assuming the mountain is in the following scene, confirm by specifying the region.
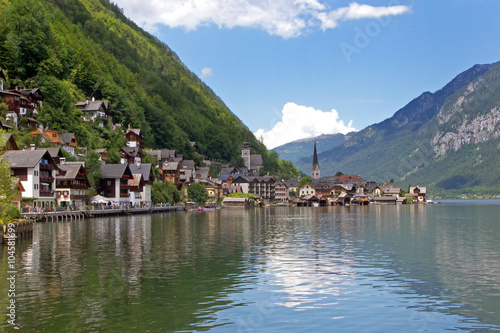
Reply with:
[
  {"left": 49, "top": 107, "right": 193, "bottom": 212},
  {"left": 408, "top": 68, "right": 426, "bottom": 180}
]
[
  {"left": 0, "top": 0, "right": 296, "bottom": 176},
  {"left": 273, "top": 133, "right": 354, "bottom": 165},
  {"left": 295, "top": 62, "right": 500, "bottom": 196}
]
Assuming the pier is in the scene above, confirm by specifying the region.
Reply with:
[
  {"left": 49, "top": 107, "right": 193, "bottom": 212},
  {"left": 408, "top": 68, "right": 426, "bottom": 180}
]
[{"left": 20, "top": 205, "right": 186, "bottom": 222}]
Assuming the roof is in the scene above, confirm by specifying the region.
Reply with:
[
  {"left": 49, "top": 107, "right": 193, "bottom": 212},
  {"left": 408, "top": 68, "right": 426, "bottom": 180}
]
[
  {"left": 75, "top": 99, "right": 109, "bottom": 112},
  {"left": 46, "top": 147, "right": 63, "bottom": 158},
  {"left": 162, "top": 161, "right": 179, "bottom": 171},
  {"left": 128, "top": 163, "right": 152, "bottom": 182},
  {"left": 409, "top": 186, "right": 427, "bottom": 194},
  {"left": 126, "top": 128, "right": 141, "bottom": 136},
  {"left": 129, "top": 174, "right": 143, "bottom": 188},
  {"left": 1, "top": 120, "right": 13, "bottom": 130},
  {"left": 195, "top": 167, "right": 210, "bottom": 179},
  {"left": 61, "top": 133, "right": 76, "bottom": 145},
  {"left": 182, "top": 160, "right": 195, "bottom": 169},
  {"left": 1, "top": 149, "right": 51, "bottom": 168},
  {"left": 250, "top": 154, "right": 263, "bottom": 167},
  {"left": 120, "top": 147, "right": 140, "bottom": 157},
  {"left": 57, "top": 164, "right": 83, "bottom": 180},
  {"left": 101, "top": 164, "right": 129, "bottom": 179},
  {"left": 95, "top": 148, "right": 107, "bottom": 154}
]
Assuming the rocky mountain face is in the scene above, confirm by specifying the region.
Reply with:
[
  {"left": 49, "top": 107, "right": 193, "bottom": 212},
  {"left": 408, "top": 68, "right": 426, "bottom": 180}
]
[{"left": 295, "top": 61, "right": 500, "bottom": 195}]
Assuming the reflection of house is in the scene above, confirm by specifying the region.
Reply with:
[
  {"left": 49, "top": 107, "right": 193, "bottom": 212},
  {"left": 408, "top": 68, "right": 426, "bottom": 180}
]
[
  {"left": 55, "top": 160, "right": 90, "bottom": 209},
  {"left": 75, "top": 98, "right": 110, "bottom": 124},
  {"left": 2, "top": 149, "right": 58, "bottom": 209},
  {"left": 99, "top": 164, "right": 133, "bottom": 203},
  {"left": 408, "top": 186, "right": 427, "bottom": 202}
]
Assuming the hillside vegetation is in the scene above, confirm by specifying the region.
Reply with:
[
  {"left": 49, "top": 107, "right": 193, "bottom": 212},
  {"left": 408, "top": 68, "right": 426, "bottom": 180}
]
[{"left": 0, "top": 0, "right": 297, "bottom": 178}]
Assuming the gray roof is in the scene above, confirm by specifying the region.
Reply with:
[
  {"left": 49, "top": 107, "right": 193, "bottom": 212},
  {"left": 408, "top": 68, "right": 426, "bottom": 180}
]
[
  {"left": 101, "top": 164, "right": 129, "bottom": 179},
  {"left": 126, "top": 128, "right": 141, "bottom": 136},
  {"left": 195, "top": 167, "right": 210, "bottom": 179},
  {"left": 94, "top": 148, "right": 107, "bottom": 154},
  {"left": 182, "top": 160, "right": 195, "bottom": 169},
  {"left": 162, "top": 162, "right": 179, "bottom": 171},
  {"left": 46, "top": 147, "right": 63, "bottom": 158},
  {"left": 62, "top": 133, "right": 75, "bottom": 145},
  {"left": 1, "top": 149, "right": 51, "bottom": 168},
  {"left": 128, "top": 163, "right": 152, "bottom": 182},
  {"left": 120, "top": 147, "right": 140, "bottom": 157},
  {"left": 57, "top": 164, "right": 83, "bottom": 180},
  {"left": 250, "top": 154, "right": 263, "bottom": 167},
  {"left": 75, "top": 99, "right": 109, "bottom": 112}
]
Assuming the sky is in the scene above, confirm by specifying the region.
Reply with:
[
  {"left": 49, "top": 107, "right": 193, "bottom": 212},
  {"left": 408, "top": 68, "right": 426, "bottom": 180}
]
[{"left": 113, "top": 0, "right": 500, "bottom": 149}]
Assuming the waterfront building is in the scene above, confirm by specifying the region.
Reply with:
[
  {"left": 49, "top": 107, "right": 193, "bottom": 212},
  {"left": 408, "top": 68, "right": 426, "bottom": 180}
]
[
  {"left": 99, "top": 164, "right": 133, "bottom": 204},
  {"left": 55, "top": 159, "right": 90, "bottom": 209}
]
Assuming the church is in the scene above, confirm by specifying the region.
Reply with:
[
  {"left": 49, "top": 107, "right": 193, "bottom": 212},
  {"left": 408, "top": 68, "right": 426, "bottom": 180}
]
[{"left": 311, "top": 140, "right": 320, "bottom": 180}]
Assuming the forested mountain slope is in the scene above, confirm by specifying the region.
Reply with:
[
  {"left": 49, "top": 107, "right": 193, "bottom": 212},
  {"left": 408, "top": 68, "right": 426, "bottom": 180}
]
[{"left": 0, "top": 0, "right": 295, "bottom": 176}]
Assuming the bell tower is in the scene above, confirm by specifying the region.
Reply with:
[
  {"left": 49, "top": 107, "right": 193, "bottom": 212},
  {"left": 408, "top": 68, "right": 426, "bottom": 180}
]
[
  {"left": 311, "top": 140, "right": 320, "bottom": 180},
  {"left": 242, "top": 139, "right": 251, "bottom": 170}
]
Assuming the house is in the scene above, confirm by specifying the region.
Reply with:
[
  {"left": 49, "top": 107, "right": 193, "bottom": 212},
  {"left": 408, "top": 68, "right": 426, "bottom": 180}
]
[
  {"left": 232, "top": 176, "right": 276, "bottom": 202},
  {"left": 55, "top": 160, "right": 90, "bottom": 209},
  {"left": 75, "top": 98, "right": 110, "bottom": 124},
  {"left": 94, "top": 148, "right": 108, "bottom": 161},
  {"left": 119, "top": 147, "right": 141, "bottom": 165},
  {"left": 129, "top": 162, "right": 154, "bottom": 207},
  {"left": 145, "top": 149, "right": 176, "bottom": 164},
  {"left": 160, "top": 161, "right": 181, "bottom": 187},
  {"left": 299, "top": 183, "right": 316, "bottom": 197},
  {"left": 129, "top": 174, "right": 145, "bottom": 206},
  {"left": 373, "top": 196, "right": 398, "bottom": 205},
  {"left": 2, "top": 149, "right": 59, "bottom": 210},
  {"left": 1, "top": 133, "right": 18, "bottom": 150},
  {"left": 0, "top": 87, "right": 42, "bottom": 127},
  {"left": 125, "top": 125, "right": 144, "bottom": 149},
  {"left": 222, "top": 197, "right": 251, "bottom": 208},
  {"left": 284, "top": 179, "right": 300, "bottom": 197},
  {"left": 274, "top": 180, "right": 288, "bottom": 202},
  {"left": 194, "top": 167, "right": 210, "bottom": 181},
  {"left": 199, "top": 179, "right": 223, "bottom": 203},
  {"left": 61, "top": 133, "right": 78, "bottom": 156},
  {"left": 99, "top": 164, "right": 133, "bottom": 203},
  {"left": 408, "top": 186, "right": 427, "bottom": 202}
]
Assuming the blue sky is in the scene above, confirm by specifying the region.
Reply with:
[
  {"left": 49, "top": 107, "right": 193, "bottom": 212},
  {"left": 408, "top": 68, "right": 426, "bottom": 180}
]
[{"left": 113, "top": 0, "right": 500, "bottom": 149}]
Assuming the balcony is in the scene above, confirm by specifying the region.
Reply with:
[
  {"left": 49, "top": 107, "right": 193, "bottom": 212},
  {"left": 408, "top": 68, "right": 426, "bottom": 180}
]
[
  {"left": 39, "top": 189, "right": 54, "bottom": 197},
  {"left": 40, "top": 176, "right": 54, "bottom": 182}
]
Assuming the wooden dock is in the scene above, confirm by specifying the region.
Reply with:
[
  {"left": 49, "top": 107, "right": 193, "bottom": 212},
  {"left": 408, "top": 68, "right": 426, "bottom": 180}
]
[{"left": 21, "top": 205, "right": 186, "bottom": 222}]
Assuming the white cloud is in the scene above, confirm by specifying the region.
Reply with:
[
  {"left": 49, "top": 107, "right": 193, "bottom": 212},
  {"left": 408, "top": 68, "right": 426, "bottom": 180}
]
[
  {"left": 113, "top": 0, "right": 411, "bottom": 38},
  {"left": 201, "top": 67, "right": 213, "bottom": 79},
  {"left": 254, "top": 102, "right": 356, "bottom": 149}
]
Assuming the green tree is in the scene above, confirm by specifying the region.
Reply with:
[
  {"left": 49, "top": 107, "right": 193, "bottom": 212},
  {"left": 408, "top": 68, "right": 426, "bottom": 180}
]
[
  {"left": 0, "top": 130, "right": 20, "bottom": 224},
  {"left": 335, "top": 171, "right": 343, "bottom": 177},
  {"left": 188, "top": 183, "right": 208, "bottom": 205},
  {"left": 298, "top": 176, "right": 312, "bottom": 188},
  {"left": 84, "top": 150, "right": 103, "bottom": 193},
  {"left": 152, "top": 181, "right": 180, "bottom": 204}
]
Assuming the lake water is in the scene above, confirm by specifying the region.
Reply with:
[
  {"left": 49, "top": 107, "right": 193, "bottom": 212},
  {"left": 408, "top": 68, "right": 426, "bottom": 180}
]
[{"left": 2, "top": 200, "right": 500, "bottom": 332}]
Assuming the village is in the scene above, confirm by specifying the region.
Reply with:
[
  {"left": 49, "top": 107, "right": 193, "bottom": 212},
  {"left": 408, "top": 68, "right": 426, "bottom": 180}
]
[{"left": 0, "top": 76, "right": 429, "bottom": 215}]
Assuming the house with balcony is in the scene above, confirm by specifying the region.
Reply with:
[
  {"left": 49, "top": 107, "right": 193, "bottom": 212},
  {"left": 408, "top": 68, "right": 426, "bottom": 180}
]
[
  {"left": 2, "top": 149, "right": 58, "bottom": 210},
  {"left": 119, "top": 147, "right": 142, "bottom": 165},
  {"left": 99, "top": 164, "right": 133, "bottom": 204},
  {"left": 55, "top": 160, "right": 90, "bottom": 209},
  {"left": 160, "top": 161, "right": 181, "bottom": 188}
]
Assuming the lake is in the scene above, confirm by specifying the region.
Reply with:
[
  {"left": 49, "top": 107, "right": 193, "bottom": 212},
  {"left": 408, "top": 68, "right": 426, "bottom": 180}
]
[{"left": 2, "top": 200, "right": 500, "bottom": 332}]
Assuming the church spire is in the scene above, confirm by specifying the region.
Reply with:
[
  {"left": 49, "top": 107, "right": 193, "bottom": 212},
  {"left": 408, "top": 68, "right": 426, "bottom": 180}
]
[{"left": 311, "top": 140, "right": 320, "bottom": 180}]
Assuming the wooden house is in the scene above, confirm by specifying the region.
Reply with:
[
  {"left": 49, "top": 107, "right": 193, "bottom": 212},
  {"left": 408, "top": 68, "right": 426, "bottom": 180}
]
[
  {"left": 99, "top": 164, "right": 133, "bottom": 203},
  {"left": 55, "top": 161, "right": 90, "bottom": 209}
]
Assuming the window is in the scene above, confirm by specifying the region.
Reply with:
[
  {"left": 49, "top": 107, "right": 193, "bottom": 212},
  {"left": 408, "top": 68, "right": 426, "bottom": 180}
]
[
  {"left": 34, "top": 170, "right": 38, "bottom": 176},
  {"left": 34, "top": 184, "right": 39, "bottom": 190},
  {"left": 107, "top": 180, "right": 112, "bottom": 186}
]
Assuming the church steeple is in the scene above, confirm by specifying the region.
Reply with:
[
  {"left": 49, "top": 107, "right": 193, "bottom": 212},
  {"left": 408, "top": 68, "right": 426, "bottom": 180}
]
[{"left": 311, "top": 140, "right": 320, "bottom": 180}]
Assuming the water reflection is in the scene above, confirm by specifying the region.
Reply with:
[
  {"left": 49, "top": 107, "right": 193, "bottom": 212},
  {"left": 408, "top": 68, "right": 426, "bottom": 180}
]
[{"left": 1, "top": 203, "right": 500, "bottom": 332}]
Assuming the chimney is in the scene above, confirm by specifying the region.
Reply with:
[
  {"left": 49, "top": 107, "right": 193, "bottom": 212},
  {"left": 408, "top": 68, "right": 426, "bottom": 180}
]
[
  {"left": 136, "top": 159, "right": 141, "bottom": 168},
  {"left": 60, "top": 157, "right": 66, "bottom": 165},
  {"left": 92, "top": 96, "right": 95, "bottom": 102},
  {"left": 30, "top": 144, "right": 36, "bottom": 150}
]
